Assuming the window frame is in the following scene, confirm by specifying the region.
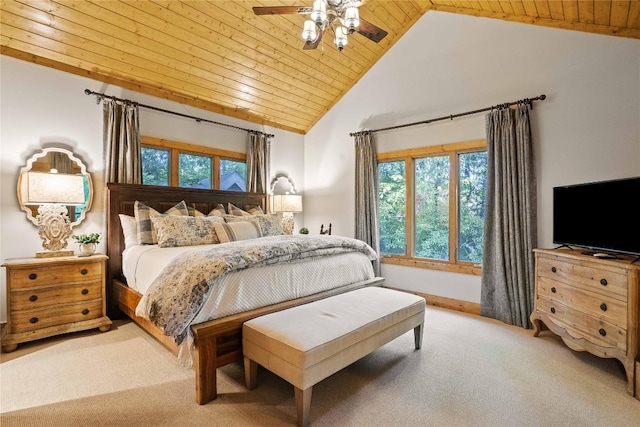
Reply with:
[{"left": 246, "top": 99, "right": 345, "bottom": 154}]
[
  {"left": 141, "top": 136, "right": 246, "bottom": 190},
  {"left": 377, "top": 139, "right": 486, "bottom": 276}
]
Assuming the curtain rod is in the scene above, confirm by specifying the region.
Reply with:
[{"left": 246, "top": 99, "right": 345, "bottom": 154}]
[
  {"left": 350, "top": 94, "right": 546, "bottom": 137},
  {"left": 84, "top": 89, "right": 274, "bottom": 138}
]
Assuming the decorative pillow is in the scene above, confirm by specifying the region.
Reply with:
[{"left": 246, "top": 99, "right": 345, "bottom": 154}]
[
  {"left": 228, "top": 203, "right": 251, "bottom": 216},
  {"left": 187, "top": 206, "right": 205, "bottom": 217},
  {"left": 208, "top": 204, "right": 226, "bottom": 216},
  {"left": 213, "top": 220, "right": 262, "bottom": 243},
  {"left": 225, "top": 214, "right": 283, "bottom": 237},
  {"left": 248, "top": 205, "right": 264, "bottom": 215},
  {"left": 152, "top": 215, "right": 225, "bottom": 248},
  {"left": 134, "top": 200, "right": 189, "bottom": 245},
  {"left": 119, "top": 214, "right": 139, "bottom": 249}
]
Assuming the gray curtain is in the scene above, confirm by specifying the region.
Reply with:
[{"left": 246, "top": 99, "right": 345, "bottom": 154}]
[
  {"left": 103, "top": 99, "right": 142, "bottom": 184},
  {"left": 480, "top": 102, "right": 537, "bottom": 328},
  {"left": 247, "top": 132, "right": 271, "bottom": 193},
  {"left": 354, "top": 132, "right": 381, "bottom": 276}
]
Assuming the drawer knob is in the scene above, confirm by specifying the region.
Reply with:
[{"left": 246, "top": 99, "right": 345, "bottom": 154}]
[
  {"left": 29, "top": 317, "right": 39, "bottom": 324},
  {"left": 28, "top": 273, "right": 38, "bottom": 280},
  {"left": 600, "top": 278, "right": 608, "bottom": 286},
  {"left": 82, "top": 309, "right": 90, "bottom": 315},
  {"left": 81, "top": 289, "right": 89, "bottom": 295},
  {"left": 550, "top": 307, "right": 556, "bottom": 314},
  {"left": 599, "top": 328, "right": 606, "bottom": 337},
  {"left": 551, "top": 267, "right": 557, "bottom": 273},
  {"left": 551, "top": 287, "right": 556, "bottom": 293},
  {"left": 28, "top": 295, "right": 38, "bottom": 302},
  {"left": 80, "top": 269, "right": 88, "bottom": 275},
  {"left": 600, "top": 303, "right": 607, "bottom": 312}
]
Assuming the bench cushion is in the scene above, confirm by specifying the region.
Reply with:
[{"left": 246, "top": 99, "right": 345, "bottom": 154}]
[{"left": 243, "top": 287, "right": 425, "bottom": 390}]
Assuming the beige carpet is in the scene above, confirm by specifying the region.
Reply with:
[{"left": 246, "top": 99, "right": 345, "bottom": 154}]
[{"left": 1, "top": 306, "right": 639, "bottom": 426}]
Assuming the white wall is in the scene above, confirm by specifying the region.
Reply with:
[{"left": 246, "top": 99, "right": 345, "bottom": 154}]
[
  {"left": 304, "top": 12, "right": 640, "bottom": 303},
  {"left": 0, "top": 56, "right": 304, "bottom": 322}
]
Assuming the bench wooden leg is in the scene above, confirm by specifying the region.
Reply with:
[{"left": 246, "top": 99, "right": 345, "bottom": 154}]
[
  {"left": 294, "top": 386, "right": 313, "bottom": 427},
  {"left": 414, "top": 322, "right": 424, "bottom": 349},
  {"left": 244, "top": 357, "right": 258, "bottom": 390}
]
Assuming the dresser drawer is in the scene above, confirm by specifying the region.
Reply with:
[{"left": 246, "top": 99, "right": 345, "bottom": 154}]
[
  {"left": 11, "top": 300, "right": 103, "bottom": 333},
  {"left": 537, "top": 276, "right": 627, "bottom": 328},
  {"left": 536, "top": 297, "right": 626, "bottom": 352},
  {"left": 10, "top": 281, "right": 103, "bottom": 311},
  {"left": 537, "top": 256, "right": 627, "bottom": 300},
  {"left": 8, "top": 262, "right": 102, "bottom": 289}
]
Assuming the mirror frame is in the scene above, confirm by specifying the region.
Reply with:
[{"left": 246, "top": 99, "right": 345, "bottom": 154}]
[
  {"left": 270, "top": 172, "right": 297, "bottom": 195},
  {"left": 17, "top": 147, "right": 94, "bottom": 228}
]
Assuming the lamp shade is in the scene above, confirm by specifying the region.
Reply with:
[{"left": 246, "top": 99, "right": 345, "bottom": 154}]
[
  {"left": 272, "top": 194, "right": 303, "bottom": 213},
  {"left": 24, "top": 171, "right": 85, "bottom": 205}
]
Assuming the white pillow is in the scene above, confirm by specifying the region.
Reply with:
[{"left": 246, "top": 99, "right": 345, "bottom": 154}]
[
  {"left": 119, "top": 214, "right": 139, "bottom": 249},
  {"left": 213, "top": 220, "right": 262, "bottom": 243}
]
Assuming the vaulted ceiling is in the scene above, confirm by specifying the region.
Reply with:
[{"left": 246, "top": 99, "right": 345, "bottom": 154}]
[{"left": 1, "top": 1, "right": 639, "bottom": 134}]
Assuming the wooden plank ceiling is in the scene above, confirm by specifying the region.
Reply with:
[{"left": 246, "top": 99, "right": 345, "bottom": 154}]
[{"left": 1, "top": 1, "right": 639, "bottom": 135}]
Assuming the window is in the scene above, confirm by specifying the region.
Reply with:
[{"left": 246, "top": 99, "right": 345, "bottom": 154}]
[
  {"left": 377, "top": 140, "right": 487, "bottom": 275},
  {"left": 141, "top": 137, "right": 246, "bottom": 191}
]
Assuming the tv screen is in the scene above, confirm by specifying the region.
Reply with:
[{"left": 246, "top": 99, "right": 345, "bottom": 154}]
[{"left": 553, "top": 177, "right": 640, "bottom": 256}]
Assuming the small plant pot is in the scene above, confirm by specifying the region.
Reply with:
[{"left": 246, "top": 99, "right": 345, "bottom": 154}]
[{"left": 78, "top": 243, "right": 97, "bottom": 257}]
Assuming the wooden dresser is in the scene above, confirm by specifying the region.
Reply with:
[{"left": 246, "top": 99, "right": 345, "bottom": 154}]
[
  {"left": 1, "top": 254, "right": 112, "bottom": 352},
  {"left": 531, "top": 248, "right": 640, "bottom": 399}
]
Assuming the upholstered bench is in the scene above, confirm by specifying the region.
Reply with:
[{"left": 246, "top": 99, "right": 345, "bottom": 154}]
[{"left": 242, "top": 286, "right": 425, "bottom": 426}]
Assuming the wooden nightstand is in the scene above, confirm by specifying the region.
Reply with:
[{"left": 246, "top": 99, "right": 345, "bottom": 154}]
[{"left": 1, "top": 254, "right": 112, "bottom": 352}]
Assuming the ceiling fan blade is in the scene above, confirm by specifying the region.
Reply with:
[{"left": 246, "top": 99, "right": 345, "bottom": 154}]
[
  {"left": 253, "top": 6, "right": 312, "bottom": 15},
  {"left": 356, "top": 17, "right": 388, "bottom": 43},
  {"left": 303, "top": 30, "right": 323, "bottom": 50}
]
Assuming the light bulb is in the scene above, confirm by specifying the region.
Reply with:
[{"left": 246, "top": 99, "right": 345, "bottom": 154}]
[
  {"left": 334, "top": 26, "right": 348, "bottom": 51},
  {"left": 301, "top": 20, "right": 317, "bottom": 42}
]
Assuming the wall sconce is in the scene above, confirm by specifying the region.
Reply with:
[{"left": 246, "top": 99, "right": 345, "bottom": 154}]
[
  {"left": 23, "top": 171, "right": 86, "bottom": 257},
  {"left": 272, "top": 194, "right": 303, "bottom": 235}
]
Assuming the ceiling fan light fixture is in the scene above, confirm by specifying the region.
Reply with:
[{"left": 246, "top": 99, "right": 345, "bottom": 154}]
[
  {"left": 343, "top": 5, "right": 359, "bottom": 33},
  {"left": 311, "top": 0, "right": 328, "bottom": 26},
  {"left": 302, "top": 19, "right": 317, "bottom": 42},
  {"left": 334, "top": 26, "right": 348, "bottom": 51}
]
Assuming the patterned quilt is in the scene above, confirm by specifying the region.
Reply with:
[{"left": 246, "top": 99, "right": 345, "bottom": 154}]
[{"left": 135, "top": 234, "right": 377, "bottom": 344}]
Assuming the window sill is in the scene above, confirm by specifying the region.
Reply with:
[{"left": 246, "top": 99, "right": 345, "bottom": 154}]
[{"left": 381, "top": 256, "right": 482, "bottom": 276}]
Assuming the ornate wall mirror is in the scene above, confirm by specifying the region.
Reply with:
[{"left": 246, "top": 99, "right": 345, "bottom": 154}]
[
  {"left": 18, "top": 147, "right": 93, "bottom": 231},
  {"left": 270, "top": 172, "right": 297, "bottom": 195}
]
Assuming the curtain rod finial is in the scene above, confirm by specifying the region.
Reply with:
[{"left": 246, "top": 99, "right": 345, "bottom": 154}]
[
  {"left": 540, "top": 94, "right": 546, "bottom": 100},
  {"left": 84, "top": 89, "right": 91, "bottom": 95}
]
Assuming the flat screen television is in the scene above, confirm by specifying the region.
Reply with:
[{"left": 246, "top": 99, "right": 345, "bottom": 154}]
[{"left": 553, "top": 177, "right": 640, "bottom": 258}]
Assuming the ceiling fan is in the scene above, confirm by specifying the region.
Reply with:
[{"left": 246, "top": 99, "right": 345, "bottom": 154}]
[{"left": 253, "top": 0, "right": 388, "bottom": 51}]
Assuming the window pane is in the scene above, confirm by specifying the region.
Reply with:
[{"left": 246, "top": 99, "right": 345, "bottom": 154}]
[
  {"left": 142, "top": 147, "right": 169, "bottom": 186},
  {"left": 458, "top": 151, "right": 487, "bottom": 263},
  {"left": 378, "top": 161, "right": 406, "bottom": 255},
  {"left": 415, "top": 156, "right": 449, "bottom": 260},
  {"left": 220, "top": 159, "right": 247, "bottom": 192},
  {"left": 179, "top": 153, "right": 212, "bottom": 188}
]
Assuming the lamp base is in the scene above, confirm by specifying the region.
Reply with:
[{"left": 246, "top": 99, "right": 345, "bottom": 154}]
[
  {"left": 36, "top": 250, "right": 74, "bottom": 258},
  {"left": 281, "top": 212, "right": 294, "bottom": 235}
]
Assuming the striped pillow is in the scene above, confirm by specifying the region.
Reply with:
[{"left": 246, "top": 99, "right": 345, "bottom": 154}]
[
  {"left": 152, "top": 215, "right": 225, "bottom": 247},
  {"left": 134, "top": 200, "right": 189, "bottom": 245},
  {"left": 228, "top": 203, "right": 251, "bottom": 216},
  {"left": 208, "top": 204, "right": 226, "bottom": 216},
  {"left": 213, "top": 220, "right": 262, "bottom": 243}
]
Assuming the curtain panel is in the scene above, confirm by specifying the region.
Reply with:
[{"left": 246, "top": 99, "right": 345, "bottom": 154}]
[
  {"left": 103, "top": 99, "right": 142, "bottom": 184},
  {"left": 480, "top": 103, "right": 537, "bottom": 328},
  {"left": 354, "top": 132, "right": 381, "bottom": 276},
  {"left": 247, "top": 132, "right": 271, "bottom": 194}
]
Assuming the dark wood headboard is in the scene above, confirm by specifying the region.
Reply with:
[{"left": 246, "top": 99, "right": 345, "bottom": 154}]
[{"left": 106, "top": 183, "right": 267, "bottom": 316}]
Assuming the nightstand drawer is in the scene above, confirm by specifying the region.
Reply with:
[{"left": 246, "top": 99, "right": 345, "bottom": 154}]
[
  {"left": 536, "top": 297, "right": 627, "bottom": 352},
  {"left": 537, "top": 276, "right": 627, "bottom": 328},
  {"left": 10, "top": 281, "right": 103, "bottom": 311},
  {"left": 8, "top": 262, "right": 102, "bottom": 289},
  {"left": 11, "top": 300, "right": 103, "bottom": 333},
  {"left": 537, "top": 256, "right": 627, "bottom": 300}
]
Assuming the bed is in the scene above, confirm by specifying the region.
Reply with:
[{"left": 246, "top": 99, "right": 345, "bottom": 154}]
[{"left": 106, "top": 183, "right": 384, "bottom": 404}]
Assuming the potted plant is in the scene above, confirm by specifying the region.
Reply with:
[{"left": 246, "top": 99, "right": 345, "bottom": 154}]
[
  {"left": 299, "top": 227, "right": 309, "bottom": 235},
  {"left": 72, "top": 232, "right": 101, "bottom": 256}
]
